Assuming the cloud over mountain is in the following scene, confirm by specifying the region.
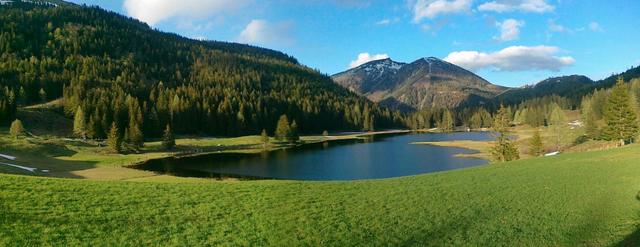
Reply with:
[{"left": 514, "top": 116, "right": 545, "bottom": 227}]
[
  {"left": 349, "top": 53, "right": 390, "bottom": 68},
  {"left": 444, "top": 46, "right": 575, "bottom": 72},
  {"left": 237, "top": 20, "right": 294, "bottom": 46}
]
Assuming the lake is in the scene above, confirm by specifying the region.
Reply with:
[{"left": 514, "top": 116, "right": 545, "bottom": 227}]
[{"left": 134, "top": 132, "right": 494, "bottom": 181}]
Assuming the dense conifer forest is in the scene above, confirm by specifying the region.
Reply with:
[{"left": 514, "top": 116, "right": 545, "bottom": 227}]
[
  {"left": 0, "top": 1, "right": 403, "bottom": 139},
  {"left": 1, "top": 0, "right": 639, "bottom": 146}
]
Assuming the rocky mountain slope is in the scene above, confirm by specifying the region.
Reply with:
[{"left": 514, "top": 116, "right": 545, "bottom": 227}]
[{"left": 332, "top": 57, "right": 507, "bottom": 110}]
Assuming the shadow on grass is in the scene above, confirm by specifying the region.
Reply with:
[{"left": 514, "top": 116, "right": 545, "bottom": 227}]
[
  {"left": 614, "top": 192, "right": 640, "bottom": 247},
  {"left": 0, "top": 138, "right": 99, "bottom": 179}
]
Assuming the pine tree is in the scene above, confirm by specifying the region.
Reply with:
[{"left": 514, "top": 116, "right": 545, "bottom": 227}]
[
  {"left": 438, "top": 110, "right": 454, "bottom": 132},
  {"left": 548, "top": 103, "right": 568, "bottom": 151},
  {"left": 275, "top": 115, "right": 290, "bottom": 141},
  {"left": 602, "top": 78, "right": 639, "bottom": 145},
  {"left": 490, "top": 105, "right": 519, "bottom": 162},
  {"left": 162, "top": 124, "right": 175, "bottom": 150},
  {"left": 529, "top": 129, "right": 544, "bottom": 156},
  {"left": 261, "top": 129, "right": 269, "bottom": 149},
  {"left": 289, "top": 120, "right": 300, "bottom": 142},
  {"left": 126, "top": 122, "right": 144, "bottom": 150},
  {"left": 38, "top": 88, "right": 47, "bottom": 104},
  {"left": 106, "top": 122, "right": 122, "bottom": 154},
  {"left": 9, "top": 119, "right": 24, "bottom": 140},
  {"left": 73, "top": 106, "right": 87, "bottom": 139},
  {"left": 581, "top": 96, "right": 599, "bottom": 139}
]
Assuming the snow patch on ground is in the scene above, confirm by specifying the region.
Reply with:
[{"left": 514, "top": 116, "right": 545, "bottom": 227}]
[
  {"left": 0, "top": 154, "right": 16, "bottom": 161},
  {"left": 0, "top": 162, "right": 37, "bottom": 172}
]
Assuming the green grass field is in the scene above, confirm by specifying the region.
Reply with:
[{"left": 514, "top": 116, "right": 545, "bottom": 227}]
[{"left": 1, "top": 144, "right": 640, "bottom": 246}]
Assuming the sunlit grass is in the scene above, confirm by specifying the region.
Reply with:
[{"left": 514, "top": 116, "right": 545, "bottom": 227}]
[{"left": 2, "top": 145, "right": 640, "bottom": 245}]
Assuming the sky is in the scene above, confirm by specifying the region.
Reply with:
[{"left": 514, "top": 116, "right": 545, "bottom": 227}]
[{"left": 66, "top": 0, "right": 640, "bottom": 87}]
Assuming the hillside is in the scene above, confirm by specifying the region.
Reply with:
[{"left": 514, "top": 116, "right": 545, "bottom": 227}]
[
  {"left": 332, "top": 57, "right": 506, "bottom": 111},
  {"left": 491, "top": 65, "right": 640, "bottom": 107},
  {"left": 0, "top": 1, "right": 401, "bottom": 137},
  {"left": 1, "top": 144, "right": 639, "bottom": 245},
  {"left": 495, "top": 75, "right": 595, "bottom": 106}
]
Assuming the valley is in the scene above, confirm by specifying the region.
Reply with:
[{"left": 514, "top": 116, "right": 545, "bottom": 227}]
[{"left": 2, "top": 0, "right": 640, "bottom": 246}]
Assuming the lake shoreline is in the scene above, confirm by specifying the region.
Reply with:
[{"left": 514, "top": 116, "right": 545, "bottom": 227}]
[{"left": 132, "top": 131, "right": 493, "bottom": 181}]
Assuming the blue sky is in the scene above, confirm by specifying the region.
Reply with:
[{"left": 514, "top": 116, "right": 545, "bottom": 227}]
[{"left": 67, "top": 0, "right": 640, "bottom": 87}]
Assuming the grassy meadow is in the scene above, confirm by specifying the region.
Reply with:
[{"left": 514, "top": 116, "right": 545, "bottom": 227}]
[
  {"left": 2, "top": 107, "right": 640, "bottom": 245},
  {"left": 2, "top": 144, "right": 640, "bottom": 245}
]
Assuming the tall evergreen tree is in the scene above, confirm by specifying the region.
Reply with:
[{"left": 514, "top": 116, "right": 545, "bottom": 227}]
[
  {"left": 490, "top": 105, "right": 520, "bottom": 162},
  {"left": 602, "top": 78, "right": 639, "bottom": 144},
  {"left": 275, "top": 115, "right": 290, "bottom": 141},
  {"left": 38, "top": 88, "right": 47, "bottom": 104},
  {"left": 162, "top": 124, "right": 176, "bottom": 150},
  {"left": 289, "top": 120, "right": 300, "bottom": 142},
  {"left": 581, "top": 96, "right": 600, "bottom": 139},
  {"left": 106, "top": 123, "right": 122, "bottom": 154},
  {"left": 260, "top": 129, "right": 269, "bottom": 149},
  {"left": 73, "top": 106, "right": 87, "bottom": 139},
  {"left": 548, "top": 103, "right": 568, "bottom": 151},
  {"left": 9, "top": 119, "right": 24, "bottom": 140},
  {"left": 529, "top": 129, "right": 544, "bottom": 157},
  {"left": 438, "top": 110, "right": 454, "bottom": 132}
]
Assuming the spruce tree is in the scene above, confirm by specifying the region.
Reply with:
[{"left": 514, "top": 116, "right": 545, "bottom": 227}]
[
  {"left": 162, "top": 124, "right": 175, "bottom": 150},
  {"left": 470, "top": 112, "right": 482, "bottom": 129},
  {"left": 106, "top": 122, "right": 122, "bottom": 154},
  {"left": 261, "top": 129, "right": 269, "bottom": 149},
  {"left": 38, "top": 88, "right": 47, "bottom": 104},
  {"left": 529, "top": 129, "right": 544, "bottom": 157},
  {"left": 602, "top": 78, "right": 639, "bottom": 145},
  {"left": 438, "top": 110, "right": 454, "bottom": 132},
  {"left": 490, "top": 105, "right": 519, "bottom": 162},
  {"left": 9, "top": 119, "right": 24, "bottom": 140},
  {"left": 581, "top": 97, "right": 599, "bottom": 139},
  {"left": 289, "top": 120, "right": 300, "bottom": 142},
  {"left": 73, "top": 106, "right": 87, "bottom": 139},
  {"left": 126, "top": 122, "right": 144, "bottom": 150},
  {"left": 548, "top": 103, "right": 568, "bottom": 151},
  {"left": 275, "top": 115, "right": 290, "bottom": 141}
]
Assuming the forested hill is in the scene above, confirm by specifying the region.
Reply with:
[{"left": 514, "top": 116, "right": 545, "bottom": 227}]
[
  {"left": 489, "top": 66, "right": 640, "bottom": 108},
  {"left": 0, "top": 1, "right": 403, "bottom": 138}
]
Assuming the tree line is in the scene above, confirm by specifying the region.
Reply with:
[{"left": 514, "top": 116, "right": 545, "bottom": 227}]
[{"left": 0, "top": 1, "right": 404, "bottom": 146}]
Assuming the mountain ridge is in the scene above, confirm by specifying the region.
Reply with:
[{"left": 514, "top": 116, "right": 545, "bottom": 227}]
[{"left": 332, "top": 57, "right": 507, "bottom": 110}]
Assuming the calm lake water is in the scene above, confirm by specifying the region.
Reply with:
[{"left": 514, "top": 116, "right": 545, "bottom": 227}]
[{"left": 134, "top": 132, "right": 494, "bottom": 181}]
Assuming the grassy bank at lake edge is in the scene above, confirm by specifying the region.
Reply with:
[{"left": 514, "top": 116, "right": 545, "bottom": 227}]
[
  {"left": 1, "top": 144, "right": 640, "bottom": 245},
  {"left": 0, "top": 127, "right": 409, "bottom": 181}
]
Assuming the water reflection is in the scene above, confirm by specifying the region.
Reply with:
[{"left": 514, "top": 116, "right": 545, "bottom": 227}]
[{"left": 134, "top": 132, "right": 494, "bottom": 181}]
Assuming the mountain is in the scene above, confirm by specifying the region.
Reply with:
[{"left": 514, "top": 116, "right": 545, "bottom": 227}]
[
  {"left": 494, "top": 75, "right": 595, "bottom": 105},
  {"left": 0, "top": 1, "right": 401, "bottom": 134},
  {"left": 332, "top": 57, "right": 507, "bottom": 111}
]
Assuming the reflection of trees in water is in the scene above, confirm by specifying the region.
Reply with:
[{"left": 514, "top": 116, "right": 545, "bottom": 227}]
[{"left": 161, "top": 159, "right": 174, "bottom": 175}]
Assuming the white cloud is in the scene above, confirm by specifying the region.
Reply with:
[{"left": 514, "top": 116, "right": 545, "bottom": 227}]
[
  {"left": 237, "top": 20, "right": 294, "bottom": 46},
  {"left": 588, "top": 22, "right": 603, "bottom": 32},
  {"left": 409, "top": 0, "right": 473, "bottom": 22},
  {"left": 548, "top": 20, "right": 568, "bottom": 33},
  {"left": 123, "top": 0, "right": 250, "bottom": 25},
  {"left": 495, "top": 19, "right": 524, "bottom": 42},
  {"left": 444, "top": 46, "right": 575, "bottom": 72},
  {"left": 349, "top": 53, "right": 390, "bottom": 68},
  {"left": 478, "top": 0, "right": 554, "bottom": 13},
  {"left": 376, "top": 19, "right": 392, "bottom": 26},
  {"left": 375, "top": 18, "right": 401, "bottom": 26}
]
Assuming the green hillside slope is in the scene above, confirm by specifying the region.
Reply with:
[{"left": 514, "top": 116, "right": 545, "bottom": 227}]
[
  {"left": 1, "top": 145, "right": 639, "bottom": 246},
  {"left": 0, "top": 1, "right": 401, "bottom": 135}
]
